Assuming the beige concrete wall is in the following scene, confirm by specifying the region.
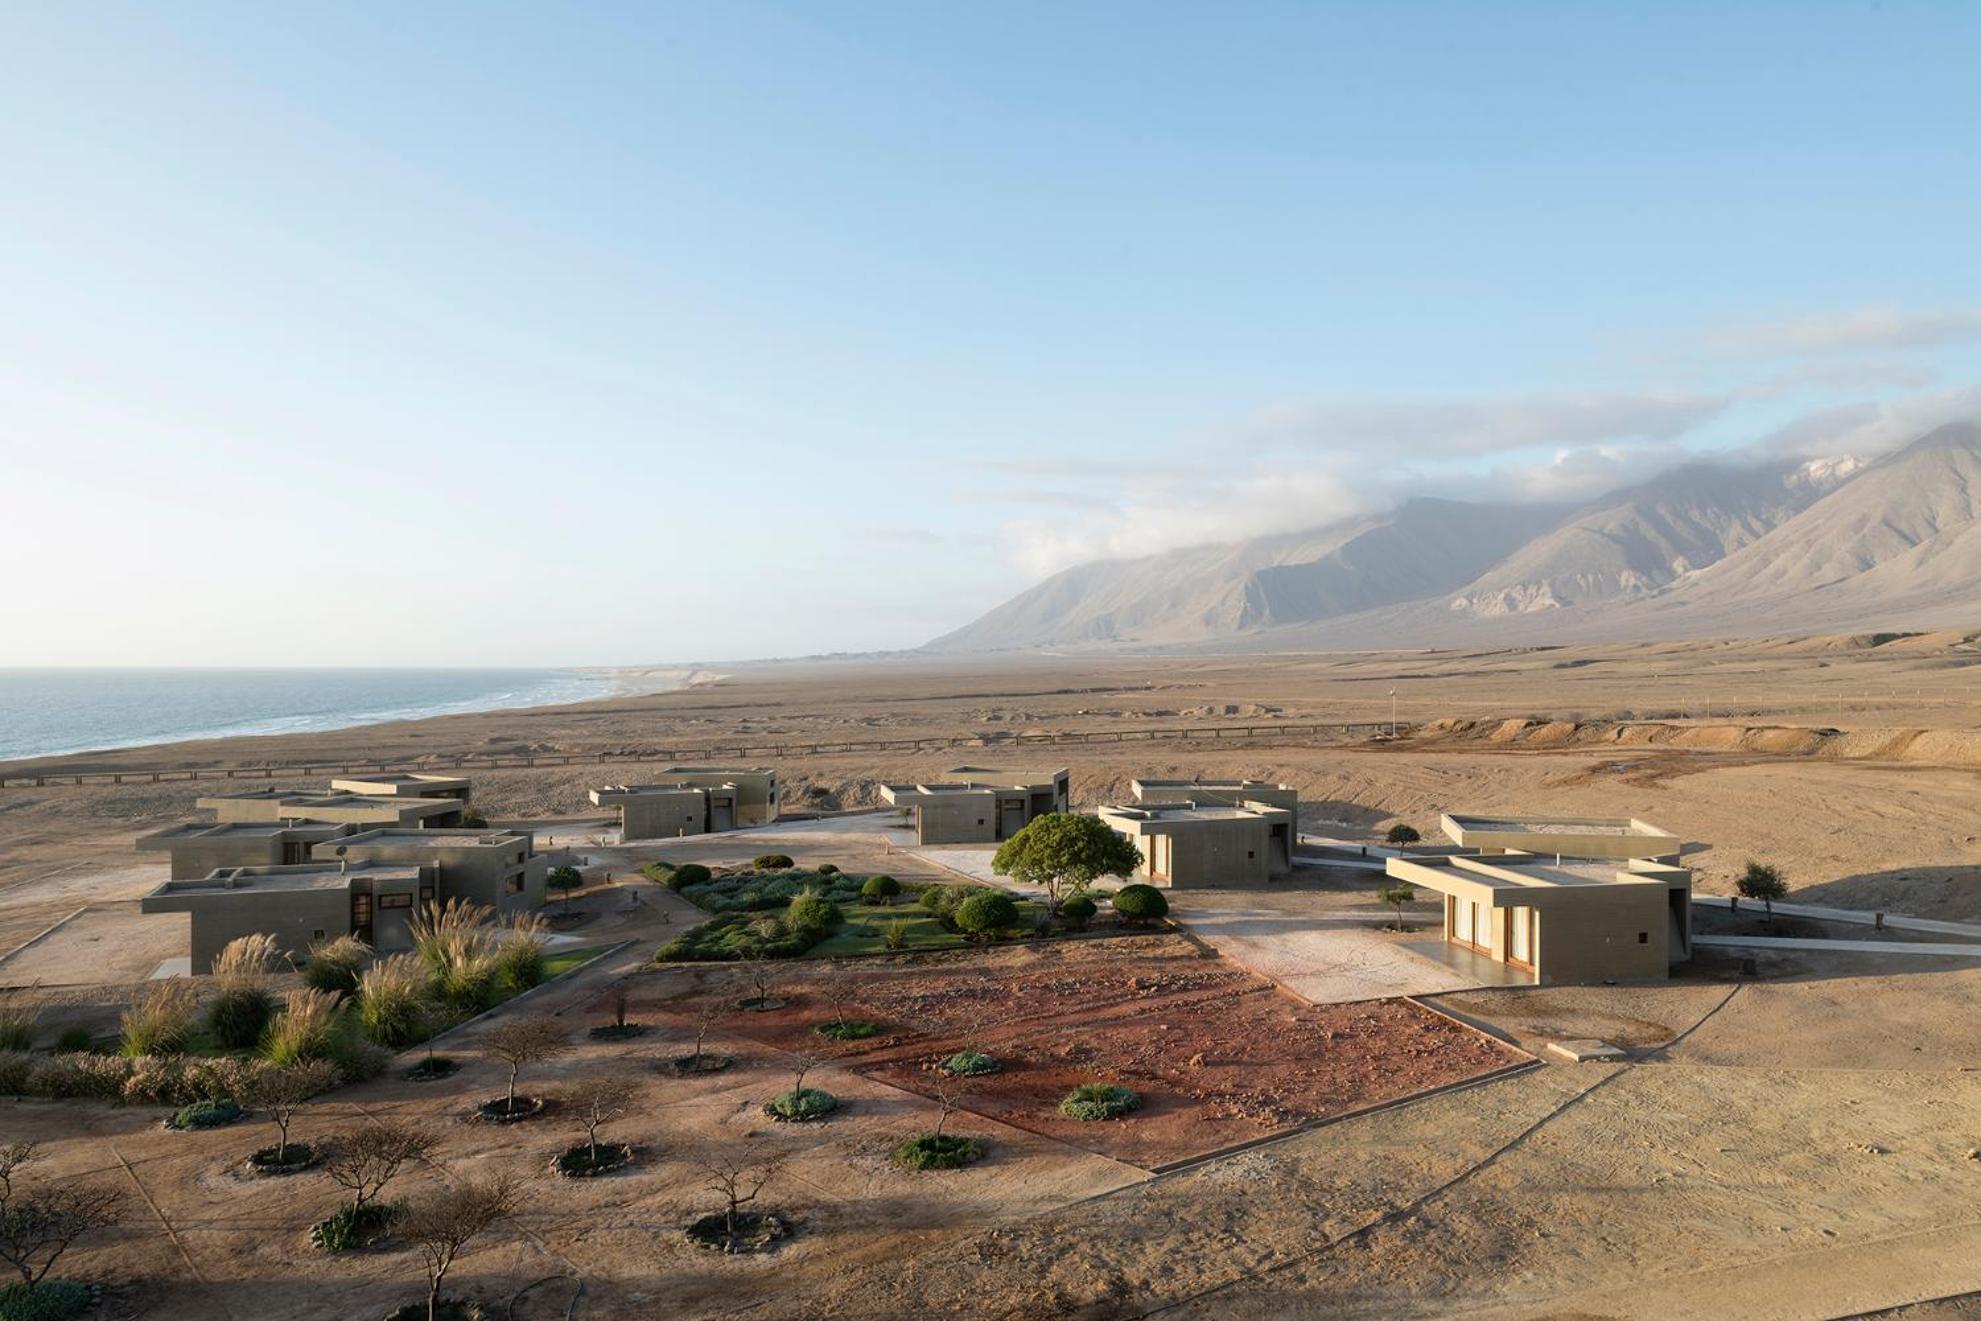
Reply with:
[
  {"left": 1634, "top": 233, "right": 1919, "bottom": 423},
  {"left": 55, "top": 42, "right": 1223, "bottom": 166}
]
[
  {"left": 615, "top": 790, "right": 709, "bottom": 840},
  {"left": 148, "top": 887, "right": 354, "bottom": 974},
  {"left": 912, "top": 795, "right": 1004, "bottom": 844},
  {"left": 1133, "top": 782, "right": 1299, "bottom": 814},
  {"left": 660, "top": 769, "right": 777, "bottom": 825},
  {"left": 333, "top": 834, "right": 545, "bottom": 916}
]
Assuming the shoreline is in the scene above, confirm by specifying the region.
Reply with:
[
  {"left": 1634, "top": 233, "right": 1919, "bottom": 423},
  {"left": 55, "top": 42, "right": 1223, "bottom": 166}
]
[{"left": 0, "top": 665, "right": 716, "bottom": 770}]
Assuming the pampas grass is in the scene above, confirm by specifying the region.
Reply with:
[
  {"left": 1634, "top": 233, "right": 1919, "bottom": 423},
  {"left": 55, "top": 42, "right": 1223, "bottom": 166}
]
[
  {"left": 207, "top": 934, "right": 279, "bottom": 1049},
  {"left": 120, "top": 981, "right": 201, "bottom": 1057},
  {"left": 356, "top": 954, "right": 431, "bottom": 1048},
  {"left": 263, "top": 987, "right": 343, "bottom": 1066},
  {"left": 302, "top": 935, "right": 371, "bottom": 996},
  {"left": 495, "top": 912, "right": 549, "bottom": 991},
  {"left": 412, "top": 898, "right": 501, "bottom": 1011},
  {"left": 0, "top": 1001, "right": 35, "bottom": 1053}
]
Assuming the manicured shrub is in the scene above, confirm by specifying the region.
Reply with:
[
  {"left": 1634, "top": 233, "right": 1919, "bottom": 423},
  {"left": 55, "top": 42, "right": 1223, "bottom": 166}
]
[
  {"left": 753, "top": 854, "right": 795, "bottom": 871},
  {"left": 814, "top": 1020, "right": 881, "bottom": 1042},
  {"left": 329, "top": 1036, "right": 390, "bottom": 1083},
  {"left": 302, "top": 935, "right": 370, "bottom": 996},
  {"left": 311, "top": 1200, "right": 405, "bottom": 1253},
  {"left": 816, "top": 863, "right": 840, "bottom": 876},
  {"left": 918, "top": 885, "right": 948, "bottom": 913},
  {"left": 1059, "top": 894, "right": 1097, "bottom": 927},
  {"left": 764, "top": 1087, "right": 838, "bottom": 1121},
  {"left": 785, "top": 893, "right": 843, "bottom": 937},
  {"left": 356, "top": 954, "right": 430, "bottom": 1049},
  {"left": 861, "top": 874, "right": 901, "bottom": 904},
  {"left": 1112, "top": 884, "right": 1169, "bottom": 924},
  {"left": 953, "top": 891, "right": 1020, "bottom": 940},
  {"left": 1059, "top": 1083, "right": 1141, "bottom": 1121},
  {"left": 892, "top": 1133, "right": 983, "bottom": 1170},
  {"left": 668, "top": 863, "right": 711, "bottom": 889},
  {"left": 25, "top": 1054, "right": 128, "bottom": 1101},
  {"left": 940, "top": 1049, "right": 999, "bottom": 1076},
  {"left": 166, "top": 1097, "right": 243, "bottom": 1131}
]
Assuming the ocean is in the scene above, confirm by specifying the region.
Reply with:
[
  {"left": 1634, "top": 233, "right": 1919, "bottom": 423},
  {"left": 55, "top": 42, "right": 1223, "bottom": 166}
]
[{"left": 0, "top": 668, "right": 624, "bottom": 763}]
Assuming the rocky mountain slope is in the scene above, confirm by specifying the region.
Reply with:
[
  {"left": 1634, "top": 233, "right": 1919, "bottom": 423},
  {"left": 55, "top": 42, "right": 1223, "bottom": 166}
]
[{"left": 932, "top": 423, "right": 1981, "bottom": 651}]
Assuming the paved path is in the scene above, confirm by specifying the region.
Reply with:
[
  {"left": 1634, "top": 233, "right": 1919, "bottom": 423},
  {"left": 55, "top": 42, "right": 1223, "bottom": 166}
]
[
  {"left": 1693, "top": 933, "right": 1981, "bottom": 957},
  {"left": 1693, "top": 893, "right": 1981, "bottom": 939}
]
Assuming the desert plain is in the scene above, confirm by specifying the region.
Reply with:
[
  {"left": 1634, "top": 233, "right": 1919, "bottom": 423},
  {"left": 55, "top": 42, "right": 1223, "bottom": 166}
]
[{"left": 3, "top": 631, "right": 1981, "bottom": 1318}]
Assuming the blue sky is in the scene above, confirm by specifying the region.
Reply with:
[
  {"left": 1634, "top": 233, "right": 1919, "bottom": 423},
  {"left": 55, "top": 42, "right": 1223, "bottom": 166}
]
[{"left": 4, "top": 2, "right": 1979, "bottom": 665}]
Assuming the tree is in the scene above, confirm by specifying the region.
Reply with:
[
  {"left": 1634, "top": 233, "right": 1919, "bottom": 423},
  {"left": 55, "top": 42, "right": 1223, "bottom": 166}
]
[
  {"left": 1385, "top": 823, "right": 1421, "bottom": 848},
  {"left": 545, "top": 866, "right": 583, "bottom": 910},
  {"left": 0, "top": 1143, "right": 124, "bottom": 1292},
  {"left": 481, "top": 1016, "right": 568, "bottom": 1112},
  {"left": 323, "top": 1123, "right": 438, "bottom": 1214},
  {"left": 1738, "top": 861, "right": 1788, "bottom": 918},
  {"left": 927, "top": 1069, "right": 971, "bottom": 1141},
  {"left": 402, "top": 1172, "right": 522, "bottom": 1321},
  {"left": 817, "top": 961, "right": 855, "bottom": 1028},
  {"left": 246, "top": 1059, "right": 338, "bottom": 1164},
  {"left": 688, "top": 996, "right": 726, "bottom": 1071},
  {"left": 953, "top": 890, "right": 1020, "bottom": 940},
  {"left": 699, "top": 1145, "right": 785, "bottom": 1244},
  {"left": 1377, "top": 881, "right": 1416, "bottom": 930},
  {"left": 992, "top": 814, "right": 1143, "bottom": 913},
  {"left": 564, "top": 1074, "right": 638, "bottom": 1163}
]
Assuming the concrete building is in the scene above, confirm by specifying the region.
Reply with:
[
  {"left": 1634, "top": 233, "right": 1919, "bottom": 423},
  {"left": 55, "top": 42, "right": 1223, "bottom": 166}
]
[
  {"left": 329, "top": 773, "right": 472, "bottom": 802},
  {"left": 136, "top": 821, "right": 354, "bottom": 880},
  {"left": 879, "top": 766, "right": 1071, "bottom": 845},
  {"left": 141, "top": 826, "right": 548, "bottom": 972},
  {"left": 588, "top": 768, "right": 779, "bottom": 840},
  {"left": 1383, "top": 814, "right": 1693, "bottom": 984},
  {"left": 143, "top": 861, "right": 427, "bottom": 973},
  {"left": 194, "top": 788, "right": 470, "bottom": 829},
  {"left": 1098, "top": 800, "right": 1295, "bottom": 888},
  {"left": 1131, "top": 778, "right": 1299, "bottom": 814}
]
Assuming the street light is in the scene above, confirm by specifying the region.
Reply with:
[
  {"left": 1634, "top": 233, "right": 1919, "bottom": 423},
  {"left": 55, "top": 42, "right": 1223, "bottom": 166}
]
[{"left": 1388, "top": 688, "right": 1397, "bottom": 738}]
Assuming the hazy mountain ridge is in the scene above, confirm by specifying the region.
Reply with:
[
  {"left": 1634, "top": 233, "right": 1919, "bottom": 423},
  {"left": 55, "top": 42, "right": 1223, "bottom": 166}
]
[{"left": 932, "top": 423, "right": 1981, "bottom": 652}]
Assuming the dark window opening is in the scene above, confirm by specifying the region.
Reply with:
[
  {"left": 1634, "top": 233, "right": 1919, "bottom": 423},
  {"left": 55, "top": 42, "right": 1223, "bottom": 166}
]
[{"left": 1637, "top": 932, "right": 1649, "bottom": 944}]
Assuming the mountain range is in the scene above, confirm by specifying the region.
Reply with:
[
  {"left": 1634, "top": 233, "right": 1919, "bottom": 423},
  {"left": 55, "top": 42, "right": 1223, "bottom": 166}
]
[{"left": 928, "top": 421, "right": 1981, "bottom": 652}]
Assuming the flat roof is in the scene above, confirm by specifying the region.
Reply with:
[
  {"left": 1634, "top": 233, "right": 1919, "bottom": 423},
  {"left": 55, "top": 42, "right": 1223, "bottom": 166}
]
[
  {"left": 330, "top": 828, "right": 529, "bottom": 850},
  {"left": 1386, "top": 852, "right": 1689, "bottom": 906},
  {"left": 943, "top": 765, "right": 1067, "bottom": 786},
  {"left": 881, "top": 782, "right": 1000, "bottom": 800},
  {"left": 1132, "top": 778, "right": 1292, "bottom": 790},
  {"left": 593, "top": 783, "right": 719, "bottom": 796},
  {"left": 139, "top": 821, "right": 340, "bottom": 844},
  {"left": 1102, "top": 802, "right": 1289, "bottom": 824},
  {"left": 1443, "top": 813, "right": 1676, "bottom": 840},
  {"left": 658, "top": 766, "right": 773, "bottom": 776},
  {"left": 149, "top": 861, "right": 419, "bottom": 897}
]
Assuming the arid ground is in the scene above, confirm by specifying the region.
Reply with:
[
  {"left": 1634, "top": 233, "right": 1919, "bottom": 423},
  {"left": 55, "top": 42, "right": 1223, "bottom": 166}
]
[{"left": 3, "top": 633, "right": 1981, "bottom": 1317}]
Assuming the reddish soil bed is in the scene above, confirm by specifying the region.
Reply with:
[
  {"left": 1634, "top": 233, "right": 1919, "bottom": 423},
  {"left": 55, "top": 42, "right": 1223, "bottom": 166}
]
[{"left": 625, "top": 937, "right": 1526, "bottom": 1168}]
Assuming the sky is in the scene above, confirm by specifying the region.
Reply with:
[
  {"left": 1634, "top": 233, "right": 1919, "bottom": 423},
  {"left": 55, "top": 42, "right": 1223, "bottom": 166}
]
[{"left": 3, "top": 1, "right": 1981, "bottom": 666}]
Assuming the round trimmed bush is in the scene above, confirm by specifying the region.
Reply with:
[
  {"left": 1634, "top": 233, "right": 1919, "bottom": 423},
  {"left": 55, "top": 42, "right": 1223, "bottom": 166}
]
[
  {"left": 953, "top": 891, "right": 1020, "bottom": 939},
  {"left": 312, "top": 1200, "right": 404, "bottom": 1253},
  {"left": 1112, "top": 884, "right": 1169, "bottom": 923},
  {"left": 861, "top": 875, "right": 901, "bottom": 904},
  {"left": 892, "top": 1133, "right": 984, "bottom": 1170},
  {"left": 1059, "top": 894, "right": 1097, "bottom": 924},
  {"left": 555, "top": 1141, "right": 634, "bottom": 1178},
  {"left": 816, "top": 863, "right": 840, "bottom": 876},
  {"left": 685, "top": 1210, "right": 786, "bottom": 1253},
  {"left": 939, "top": 1049, "right": 999, "bottom": 1076},
  {"left": 785, "top": 893, "right": 843, "bottom": 937},
  {"left": 166, "top": 1098, "right": 242, "bottom": 1131},
  {"left": 753, "top": 853, "right": 795, "bottom": 871},
  {"left": 668, "top": 863, "right": 711, "bottom": 889},
  {"left": 1058, "top": 1083, "right": 1141, "bottom": 1121},
  {"left": 764, "top": 1087, "right": 838, "bottom": 1122},
  {"left": 246, "top": 1141, "right": 321, "bottom": 1176}
]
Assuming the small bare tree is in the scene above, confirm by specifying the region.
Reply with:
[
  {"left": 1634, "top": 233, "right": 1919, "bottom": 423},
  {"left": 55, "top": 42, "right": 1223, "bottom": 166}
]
[
  {"left": 688, "top": 996, "right": 726, "bottom": 1071},
  {"left": 927, "top": 1069, "right": 972, "bottom": 1141},
  {"left": 322, "top": 1123, "right": 439, "bottom": 1215},
  {"left": 786, "top": 1049, "right": 827, "bottom": 1100},
  {"left": 818, "top": 960, "right": 854, "bottom": 1028},
  {"left": 481, "top": 1016, "right": 568, "bottom": 1112},
  {"left": 246, "top": 1059, "right": 338, "bottom": 1164},
  {"left": 564, "top": 1074, "right": 638, "bottom": 1163},
  {"left": 0, "top": 1143, "right": 124, "bottom": 1292},
  {"left": 743, "top": 954, "right": 775, "bottom": 1009},
  {"left": 699, "top": 1145, "right": 785, "bottom": 1243},
  {"left": 402, "top": 1172, "right": 522, "bottom": 1321}
]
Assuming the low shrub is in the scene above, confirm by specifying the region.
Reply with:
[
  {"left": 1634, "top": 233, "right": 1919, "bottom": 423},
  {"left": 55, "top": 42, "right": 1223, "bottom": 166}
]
[
  {"left": 0, "top": 1280, "right": 94, "bottom": 1321},
  {"left": 356, "top": 954, "right": 430, "bottom": 1049},
  {"left": 26, "top": 1053, "right": 129, "bottom": 1101},
  {"left": 404, "top": 1054, "right": 459, "bottom": 1082},
  {"left": 1059, "top": 1083, "right": 1141, "bottom": 1121},
  {"left": 764, "top": 1087, "right": 838, "bottom": 1121},
  {"left": 205, "top": 986, "right": 276, "bottom": 1052},
  {"left": 656, "top": 912, "right": 821, "bottom": 962},
  {"left": 0, "top": 1052, "right": 31, "bottom": 1094},
  {"left": 1059, "top": 894, "right": 1097, "bottom": 927},
  {"left": 167, "top": 1097, "right": 243, "bottom": 1130},
  {"left": 381, "top": 1302, "right": 482, "bottom": 1321},
  {"left": 892, "top": 1133, "right": 983, "bottom": 1170},
  {"left": 882, "top": 920, "right": 910, "bottom": 952},
  {"left": 814, "top": 1020, "right": 882, "bottom": 1041},
  {"left": 669, "top": 863, "right": 711, "bottom": 889},
  {"left": 940, "top": 1049, "right": 999, "bottom": 1076},
  {"left": 1111, "top": 884, "right": 1169, "bottom": 924},
  {"left": 752, "top": 853, "right": 795, "bottom": 871},
  {"left": 954, "top": 891, "right": 1020, "bottom": 940},
  {"left": 311, "top": 1200, "right": 405, "bottom": 1253},
  {"left": 554, "top": 1140, "right": 634, "bottom": 1178},
  {"left": 328, "top": 1036, "right": 391, "bottom": 1084},
  {"left": 861, "top": 874, "right": 901, "bottom": 904},
  {"left": 815, "top": 863, "right": 840, "bottom": 876},
  {"left": 53, "top": 1027, "right": 93, "bottom": 1054},
  {"left": 119, "top": 981, "right": 200, "bottom": 1057},
  {"left": 785, "top": 893, "right": 843, "bottom": 938},
  {"left": 263, "top": 988, "right": 343, "bottom": 1066},
  {"left": 495, "top": 913, "right": 549, "bottom": 991},
  {"left": 302, "top": 935, "right": 371, "bottom": 996}
]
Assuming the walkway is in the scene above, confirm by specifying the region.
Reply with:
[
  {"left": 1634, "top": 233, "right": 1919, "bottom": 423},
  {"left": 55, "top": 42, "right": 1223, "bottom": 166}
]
[
  {"left": 1692, "top": 933, "right": 1981, "bottom": 958},
  {"left": 1692, "top": 893, "right": 1981, "bottom": 940}
]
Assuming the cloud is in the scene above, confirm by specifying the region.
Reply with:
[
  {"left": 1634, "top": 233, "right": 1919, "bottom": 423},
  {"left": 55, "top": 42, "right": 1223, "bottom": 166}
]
[
  {"left": 1240, "top": 390, "right": 1731, "bottom": 459},
  {"left": 994, "top": 468, "right": 1367, "bottom": 579},
  {"left": 1708, "top": 307, "right": 1981, "bottom": 358},
  {"left": 1747, "top": 385, "right": 1981, "bottom": 459}
]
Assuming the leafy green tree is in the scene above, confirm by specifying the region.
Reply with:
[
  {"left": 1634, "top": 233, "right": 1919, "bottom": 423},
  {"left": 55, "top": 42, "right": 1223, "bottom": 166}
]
[
  {"left": 546, "top": 865, "right": 583, "bottom": 910},
  {"left": 991, "top": 814, "right": 1142, "bottom": 913},
  {"left": 1737, "top": 861, "right": 1787, "bottom": 917},
  {"left": 1385, "top": 823, "right": 1421, "bottom": 847},
  {"left": 1377, "top": 881, "right": 1415, "bottom": 929}
]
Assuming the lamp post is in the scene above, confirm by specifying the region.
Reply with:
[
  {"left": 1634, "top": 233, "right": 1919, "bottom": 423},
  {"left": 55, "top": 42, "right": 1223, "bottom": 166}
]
[{"left": 1388, "top": 689, "right": 1397, "bottom": 738}]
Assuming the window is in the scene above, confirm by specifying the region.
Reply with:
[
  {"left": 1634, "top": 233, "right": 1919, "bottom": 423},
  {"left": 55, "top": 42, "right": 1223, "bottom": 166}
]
[
  {"left": 506, "top": 873, "right": 523, "bottom": 894},
  {"left": 378, "top": 893, "right": 413, "bottom": 910},
  {"left": 1638, "top": 931, "right": 1649, "bottom": 944},
  {"left": 1246, "top": 851, "right": 1255, "bottom": 860},
  {"left": 312, "top": 929, "right": 326, "bottom": 940}
]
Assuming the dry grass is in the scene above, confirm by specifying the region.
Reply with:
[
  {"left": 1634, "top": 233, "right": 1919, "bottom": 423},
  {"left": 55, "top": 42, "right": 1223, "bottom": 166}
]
[
  {"left": 355, "top": 953, "right": 431, "bottom": 1049},
  {"left": 211, "top": 933, "right": 278, "bottom": 992},
  {"left": 412, "top": 898, "right": 502, "bottom": 1011},
  {"left": 119, "top": 981, "right": 201, "bottom": 1057},
  {"left": 263, "top": 987, "right": 343, "bottom": 1066}
]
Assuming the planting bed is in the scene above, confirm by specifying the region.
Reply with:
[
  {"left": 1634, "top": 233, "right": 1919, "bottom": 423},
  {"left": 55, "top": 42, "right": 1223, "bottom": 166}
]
[{"left": 626, "top": 936, "right": 1524, "bottom": 1168}]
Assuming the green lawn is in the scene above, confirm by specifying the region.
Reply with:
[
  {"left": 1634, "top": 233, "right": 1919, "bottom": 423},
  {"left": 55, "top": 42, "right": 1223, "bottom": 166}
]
[
  {"left": 805, "top": 900, "right": 1048, "bottom": 957},
  {"left": 540, "top": 945, "right": 608, "bottom": 978}
]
